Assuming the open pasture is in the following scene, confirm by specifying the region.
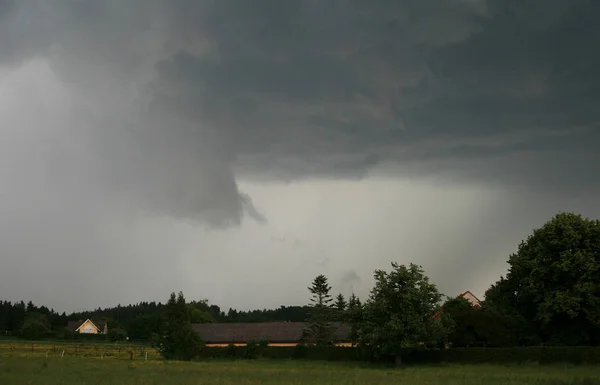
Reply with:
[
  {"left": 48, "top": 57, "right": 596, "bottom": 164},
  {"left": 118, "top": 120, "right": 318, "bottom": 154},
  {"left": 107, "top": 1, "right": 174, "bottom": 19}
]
[{"left": 0, "top": 358, "right": 599, "bottom": 385}]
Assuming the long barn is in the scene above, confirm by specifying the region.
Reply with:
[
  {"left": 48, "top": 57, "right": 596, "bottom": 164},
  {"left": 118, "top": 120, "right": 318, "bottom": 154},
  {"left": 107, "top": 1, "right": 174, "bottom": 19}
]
[{"left": 192, "top": 321, "right": 352, "bottom": 347}]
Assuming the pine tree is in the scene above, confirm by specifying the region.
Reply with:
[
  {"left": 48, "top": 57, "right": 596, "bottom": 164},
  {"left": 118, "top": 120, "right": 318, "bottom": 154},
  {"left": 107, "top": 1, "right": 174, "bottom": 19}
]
[
  {"left": 159, "top": 291, "right": 203, "bottom": 360},
  {"left": 303, "top": 275, "right": 335, "bottom": 346},
  {"left": 334, "top": 293, "right": 347, "bottom": 321},
  {"left": 347, "top": 293, "right": 363, "bottom": 343}
]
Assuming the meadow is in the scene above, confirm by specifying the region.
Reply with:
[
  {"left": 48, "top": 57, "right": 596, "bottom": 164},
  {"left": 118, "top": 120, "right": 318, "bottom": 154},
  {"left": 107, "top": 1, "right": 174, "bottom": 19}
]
[
  {"left": 1, "top": 341, "right": 599, "bottom": 384},
  {"left": 1, "top": 357, "right": 599, "bottom": 385},
  {"left": 0, "top": 339, "right": 159, "bottom": 360}
]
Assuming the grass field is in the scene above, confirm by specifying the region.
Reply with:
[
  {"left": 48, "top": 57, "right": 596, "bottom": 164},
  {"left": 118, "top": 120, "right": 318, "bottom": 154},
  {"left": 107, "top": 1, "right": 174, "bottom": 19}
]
[
  {"left": 0, "top": 358, "right": 599, "bottom": 385},
  {"left": 0, "top": 340, "right": 159, "bottom": 360}
]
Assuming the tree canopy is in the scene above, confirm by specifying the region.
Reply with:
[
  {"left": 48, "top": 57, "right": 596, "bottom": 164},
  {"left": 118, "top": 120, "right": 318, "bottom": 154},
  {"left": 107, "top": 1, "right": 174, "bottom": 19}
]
[
  {"left": 357, "top": 263, "right": 446, "bottom": 360},
  {"left": 485, "top": 212, "right": 600, "bottom": 345},
  {"left": 158, "top": 292, "right": 203, "bottom": 360}
]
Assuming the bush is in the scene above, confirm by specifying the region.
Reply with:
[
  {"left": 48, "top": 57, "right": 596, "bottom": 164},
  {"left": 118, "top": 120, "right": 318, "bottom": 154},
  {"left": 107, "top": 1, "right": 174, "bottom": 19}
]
[
  {"left": 194, "top": 345, "right": 600, "bottom": 365},
  {"left": 20, "top": 319, "right": 51, "bottom": 340},
  {"left": 304, "top": 346, "right": 362, "bottom": 361},
  {"left": 226, "top": 344, "right": 238, "bottom": 359},
  {"left": 196, "top": 345, "right": 362, "bottom": 361},
  {"left": 291, "top": 343, "right": 308, "bottom": 359},
  {"left": 400, "top": 347, "right": 600, "bottom": 365},
  {"left": 261, "top": 346, "right": 295, "bottom": 359},
  {"left": 245, "top": 340, "right": 259, "bottom": 359},
  {"left": 108, "top": 328, "right": 127, "bottom": 342},
  {"left": 539, "top": 347, "right": 600, "bottom": 365}
]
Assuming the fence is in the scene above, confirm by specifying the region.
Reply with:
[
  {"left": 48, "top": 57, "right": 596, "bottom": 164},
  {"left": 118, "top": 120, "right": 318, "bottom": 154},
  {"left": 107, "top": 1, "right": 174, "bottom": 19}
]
[
  {"left": 0, "top": 340, "right": 160, "bottom": 361},
  {"left": 4, "top": 341, "right": 600, "bottom": 365}
]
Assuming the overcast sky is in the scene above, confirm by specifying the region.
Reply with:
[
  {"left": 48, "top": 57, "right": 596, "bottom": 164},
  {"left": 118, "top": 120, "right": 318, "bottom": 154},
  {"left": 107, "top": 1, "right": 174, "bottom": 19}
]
[{"left": 1, "top": 0, "right": 599, "bottom": 313}]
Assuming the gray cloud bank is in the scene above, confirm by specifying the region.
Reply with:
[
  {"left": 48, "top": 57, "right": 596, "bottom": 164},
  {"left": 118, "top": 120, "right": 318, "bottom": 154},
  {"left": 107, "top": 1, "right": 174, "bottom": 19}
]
[
  {"left": 2, "top": 0, "right": 599, "bottom": 222},
  {"left": 0, "top": 0, "right": 599, "bottom": 310}
]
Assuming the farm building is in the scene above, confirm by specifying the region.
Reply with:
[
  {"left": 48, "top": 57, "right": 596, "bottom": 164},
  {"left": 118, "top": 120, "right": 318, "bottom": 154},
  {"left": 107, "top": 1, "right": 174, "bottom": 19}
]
[{"left": 192, "top": 321, "right": 352, "bottom": 347}]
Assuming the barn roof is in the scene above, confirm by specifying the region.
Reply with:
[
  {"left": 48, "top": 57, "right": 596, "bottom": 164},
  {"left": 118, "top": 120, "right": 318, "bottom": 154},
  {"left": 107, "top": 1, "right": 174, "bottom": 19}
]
[
  {"left": 66, "top": 319, "right": 106, "bottom": 332},
  {"left": 192, "top": 322, "right": 351, "bottom": 344}
]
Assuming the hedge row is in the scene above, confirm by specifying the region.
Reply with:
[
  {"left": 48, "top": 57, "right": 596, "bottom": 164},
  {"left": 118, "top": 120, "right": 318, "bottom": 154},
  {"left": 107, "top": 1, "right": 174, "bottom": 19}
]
[
  {"left": 198, "top": 345, "right": 362, "bottom": 361},
  {"left": 196, "top": 345, "right": 600, "bottom": 365},
  {"left": 401, "top": 346, "right": 600, "bottom": 365}
]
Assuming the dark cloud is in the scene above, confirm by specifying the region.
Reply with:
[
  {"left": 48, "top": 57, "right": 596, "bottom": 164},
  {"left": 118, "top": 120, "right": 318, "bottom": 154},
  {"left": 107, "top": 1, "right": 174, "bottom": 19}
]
[
  {"left": 2, "top": 0, "right": 598, "bottom": 213},
  {"left": 147, "top": 0, "right": 600, "bottom": 192},
  {"left": 0, "top": 0, "right": 599, "bottom": 310}
]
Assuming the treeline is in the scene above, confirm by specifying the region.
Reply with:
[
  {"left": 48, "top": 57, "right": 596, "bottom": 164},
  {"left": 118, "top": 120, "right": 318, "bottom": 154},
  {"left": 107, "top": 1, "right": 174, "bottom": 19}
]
[
  {"left": 0, "top": 301, "right": 68, "bottom": 334},
  {"left": 0, "top": 298, "right": 310, "bottom": 340}
]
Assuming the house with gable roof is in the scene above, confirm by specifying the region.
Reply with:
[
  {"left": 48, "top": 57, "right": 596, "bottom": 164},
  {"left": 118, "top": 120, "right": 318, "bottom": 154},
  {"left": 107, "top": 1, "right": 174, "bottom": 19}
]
[
  {"left": 66, "top": 319, "right": 108, "bottom": 334},
  {"left": 432, "top": 290, "right": 481, "bottom": 320}
]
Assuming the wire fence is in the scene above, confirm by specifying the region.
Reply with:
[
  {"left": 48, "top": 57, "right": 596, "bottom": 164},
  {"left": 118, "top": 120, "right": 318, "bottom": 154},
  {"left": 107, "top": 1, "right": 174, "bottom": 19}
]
[{"left": 0, "top": 341, "right": 161, "bottom": 361}]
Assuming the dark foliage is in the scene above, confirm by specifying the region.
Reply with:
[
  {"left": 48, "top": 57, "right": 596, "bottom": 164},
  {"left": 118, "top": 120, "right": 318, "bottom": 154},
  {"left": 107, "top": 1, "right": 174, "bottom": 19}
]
[{"left": 158, "top": 292, "right": 204, "bottom": 361}]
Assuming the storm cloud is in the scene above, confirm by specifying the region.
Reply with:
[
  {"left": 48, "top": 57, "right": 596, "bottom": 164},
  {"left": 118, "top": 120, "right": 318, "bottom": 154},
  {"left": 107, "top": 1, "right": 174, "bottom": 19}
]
[{"left": 0, "top": 0, "right": 599, "bottom": 311}]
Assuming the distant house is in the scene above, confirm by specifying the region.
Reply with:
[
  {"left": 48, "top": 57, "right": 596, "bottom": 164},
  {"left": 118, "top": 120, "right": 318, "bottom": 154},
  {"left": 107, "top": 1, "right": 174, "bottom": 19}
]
[
  {"left": 66, "top": 319, "right": 108, "bottom": 335},
  {"left": 192, "top": 321, "right": 352, "bottom": 347},
  {"left": 458, "top": 291, "right": 481, "bottom": 308},
  {"left": 432, "top": 291, "right": 481, "bottom": 320}
]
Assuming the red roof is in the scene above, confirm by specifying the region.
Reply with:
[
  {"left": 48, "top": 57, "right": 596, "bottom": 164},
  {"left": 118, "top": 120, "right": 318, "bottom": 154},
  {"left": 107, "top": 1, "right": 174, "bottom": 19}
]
[{"left": 432, "top": 291, "right": 481, "bottom": 320}]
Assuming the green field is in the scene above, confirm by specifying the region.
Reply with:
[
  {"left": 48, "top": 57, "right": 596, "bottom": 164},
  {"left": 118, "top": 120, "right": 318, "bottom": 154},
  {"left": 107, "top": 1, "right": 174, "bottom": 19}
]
[{"left": 0, "top": 358, "right": 599, "bottom": 385}]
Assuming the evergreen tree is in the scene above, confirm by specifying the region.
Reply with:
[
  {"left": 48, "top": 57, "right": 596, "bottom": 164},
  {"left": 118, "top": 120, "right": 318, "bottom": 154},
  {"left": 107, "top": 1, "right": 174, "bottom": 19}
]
[
  {"left": 346, "top": 293, "right": 363, "bottom": 343},
  {"left": 303, "top": 275, "right": 335, "bottom": 346},
  {"left": 334, "top": 293, "right": 347, "bottom": 321},
  {"left": 158, "top": 292, "right": 203, "bottom": 360}
]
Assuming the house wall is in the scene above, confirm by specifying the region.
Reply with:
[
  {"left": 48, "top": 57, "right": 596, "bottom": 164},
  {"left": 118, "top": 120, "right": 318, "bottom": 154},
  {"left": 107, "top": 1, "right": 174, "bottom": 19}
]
[
  {"left": 461, "top": 292, "right": 481, "bottom": 307},
  {"left": 78, "top": 321, "right": 98, "bottom": 334}
]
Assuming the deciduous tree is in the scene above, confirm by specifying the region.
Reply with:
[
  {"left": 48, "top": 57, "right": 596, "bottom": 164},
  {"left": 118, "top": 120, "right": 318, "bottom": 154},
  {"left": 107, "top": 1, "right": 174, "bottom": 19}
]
[
  {"left": 20, "top": 312, "right": 50, "bottom": 340},
  {"left": 357, "top": 263, "right": 445, "bottom": 365},
  {"left": 485, "top": 212, "right": 600, "bottom": 345}
]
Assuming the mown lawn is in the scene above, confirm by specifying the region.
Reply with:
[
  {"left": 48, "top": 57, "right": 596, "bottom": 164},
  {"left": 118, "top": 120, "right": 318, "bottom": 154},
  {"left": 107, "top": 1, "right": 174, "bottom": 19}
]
[{"left": 0, "top": 358, "right": 599, "bottom": 385}]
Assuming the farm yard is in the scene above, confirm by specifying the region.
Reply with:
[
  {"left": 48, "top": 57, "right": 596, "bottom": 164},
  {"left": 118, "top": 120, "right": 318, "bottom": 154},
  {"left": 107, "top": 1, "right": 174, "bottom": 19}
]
[{"left": 1, "top": 357, "right": 599, "bottom": 385}]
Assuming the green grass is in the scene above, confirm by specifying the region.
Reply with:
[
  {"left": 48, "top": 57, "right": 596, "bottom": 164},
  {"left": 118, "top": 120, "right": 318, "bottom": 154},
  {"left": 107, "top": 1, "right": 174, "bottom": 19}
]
[{"left": 0, "top": 358, "right": 599, "bottom": 385}]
